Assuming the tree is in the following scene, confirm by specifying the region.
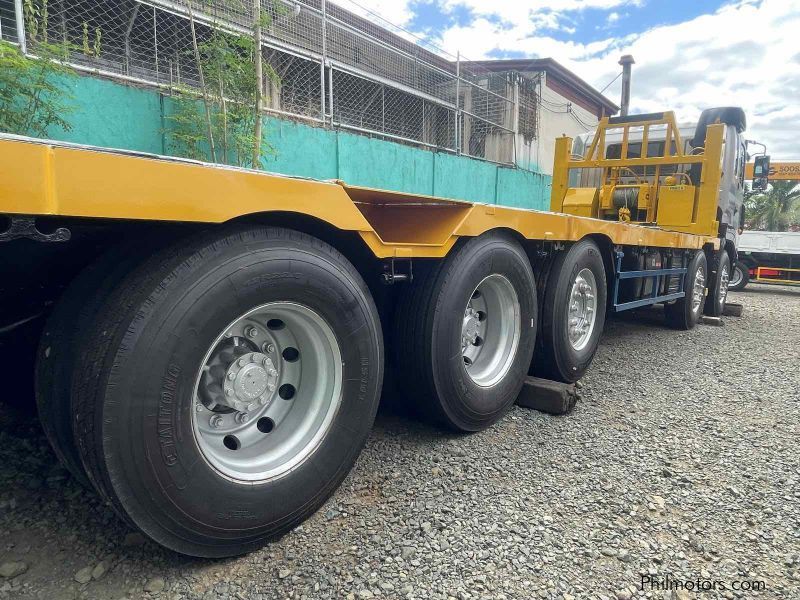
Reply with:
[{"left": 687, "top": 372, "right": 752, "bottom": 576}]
[
  {"left": 0, "top": 40, "right": 74, "bottom": 138},
  {"left": 252, "top": 0, "right": 264, "bottom": 168},
  {"left": 166, "top": 1, "right": 280, "bottom": 169},
  {"left": 745, "top": 181, "right": 800, "bottom": 231}
]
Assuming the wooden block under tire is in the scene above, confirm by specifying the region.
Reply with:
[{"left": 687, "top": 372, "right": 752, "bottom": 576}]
[
  {"left": 723, "top": 303, "right": 744, "bottom": 317},
  {"left": 516, "top": 376, "right": 579, "bottom": 415},
  {"left": 701, "top": 316, "right": 725, "bottom": 326}
]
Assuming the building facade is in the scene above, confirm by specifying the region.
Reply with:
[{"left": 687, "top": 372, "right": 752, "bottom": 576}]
[{"left": 472, "top": 59, "right": 619, "bottom": 175}]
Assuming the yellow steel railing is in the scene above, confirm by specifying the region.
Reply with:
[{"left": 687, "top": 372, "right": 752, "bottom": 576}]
[{"left": 551, "top": 111, "right": 724, "bottom": 238}]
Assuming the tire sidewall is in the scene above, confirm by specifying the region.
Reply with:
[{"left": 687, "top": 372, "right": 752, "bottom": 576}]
[
  {"left": 547, "top": 240, "right": 607, "bottom": 383},
  {"left": 101, "top": 232, "right": 382, "bottom": 556},
  {"left": 706, "top": 251, "right": 731, "bottom": 316},
  {"left": 730, "top": 261, "right": 749, "bottom": 291},
  {"left": 431, "top": 235, "right": 537, "bottom": 430},
  {"left": 685, "top": 251, "right": 708, "bottom": 326},
  {"left": 717, "top": 252, "right": 731, "bottom": 313}
]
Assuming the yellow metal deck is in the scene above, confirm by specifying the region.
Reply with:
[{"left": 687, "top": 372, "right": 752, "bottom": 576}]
[{"left": 0, "top": 135, "right": 719, "bottom": 258}]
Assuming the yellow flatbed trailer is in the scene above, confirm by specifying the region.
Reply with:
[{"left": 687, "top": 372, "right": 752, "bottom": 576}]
[
  {"left": 0, "top": 108, "right": 744, "bottom": 557},
  {"left": 0, "top": 134, "right": 714, "bottom": 257}
]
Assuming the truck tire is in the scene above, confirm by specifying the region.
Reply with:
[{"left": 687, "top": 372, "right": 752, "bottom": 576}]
[
  {"left": 729, "top": 261, "right": 750, "bottom": 291},
  {"left": 394, "top": 232, "right": 537, "bottom": 432},
  {"left": 664, "top": 251, "right": 707, "bottom": 330},
  {"left": 704, "top": 251, "right": 731, "bottom": 317},
  {"left": 534, "top": 238, "right": 607, "bottom": 383},
  {"left": 70, "top": 226, "right": 383, "bottom": 557},
  {"left": 35, "top": 242, "right": 148, "bottom": 488}
]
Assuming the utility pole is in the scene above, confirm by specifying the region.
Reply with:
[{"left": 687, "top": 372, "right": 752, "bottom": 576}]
[
  {"left": 14, "top": 0, "right": 27, "bottom": 54},
  {"left": 321, "top": 0, "right": 327, "bottom": 122},
  {"left": 618, "top": 55, "right": 634, "bottom": 116}
]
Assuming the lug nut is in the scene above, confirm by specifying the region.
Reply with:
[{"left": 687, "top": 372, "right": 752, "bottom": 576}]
[
  {"left": 195, "top": 403, "right": 204, "bottom": 412},
  {"left": 265, "top": 343, "right": 275, "bottom": 353},
  {"left": 245, "top": 326, "right": 258, "bottom": 339},
  {"left": 235, "top": 412, "right": 250, "bottom": 424},
  {"left": 238, "top": 358, "right": 246, "bottom": 367},
  {"left": 227, "top": 373, "right": 235, "bottom": 381},
  {"left": 225, "top": 388, "right": 234, "bottom": 396},
  {"left": 209, "top": 415, "right": 224, "bottom": 429}
]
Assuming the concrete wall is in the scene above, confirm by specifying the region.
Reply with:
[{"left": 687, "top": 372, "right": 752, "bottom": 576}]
[
  {"left": 516, "top": 72, "right": 600, "bottom": 176},
  {"left": 46, "top": 74, "right": 552, "bottom": 211}
]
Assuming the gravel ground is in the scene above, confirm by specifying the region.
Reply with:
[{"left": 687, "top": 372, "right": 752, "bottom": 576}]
[{"left": 1, "top": 285, "right": 798, "bottom": 600}]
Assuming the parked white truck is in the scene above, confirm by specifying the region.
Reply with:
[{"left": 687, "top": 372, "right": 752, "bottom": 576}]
[{"left": 730, "top": 231, "right": 800, "bottom": 289}]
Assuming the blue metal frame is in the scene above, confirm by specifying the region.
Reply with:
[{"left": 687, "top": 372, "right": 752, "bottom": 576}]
[{"left": 612, "top": 251, "right": 688, "bottom": 312}]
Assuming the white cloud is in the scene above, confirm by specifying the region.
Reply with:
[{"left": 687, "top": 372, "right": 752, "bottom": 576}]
[
  {"left": 438, "top": 0, "right": 640, "bottom": 25},
  {"left": 338, "top": 0, "right": 800, "bottom": 157},
  {"left": 330, "top": 0, "right": 415, "bottom": 28}
]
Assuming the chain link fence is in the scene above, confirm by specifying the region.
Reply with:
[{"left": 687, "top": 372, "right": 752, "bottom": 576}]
[
  {"left": 4, "top": 0, "right": 536, "bottom": 165},
  {"left": 0, "top": 0, "right": 18, "bottom": 44}
]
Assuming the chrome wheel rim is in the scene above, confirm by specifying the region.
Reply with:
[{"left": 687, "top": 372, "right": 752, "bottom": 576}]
[
  {"left": 192, "top": 302, "right": 342, "bottom": 483},
  {"left": 461, "top": 274, "right": 521, "bottom": 388},
  {"left": 730, "top": 265, "right": 743, "bottom": 288},
  {"left": 568, "top": 268, "right": 598, "bottom": 351},
  {"left": 719, "top": 263, "right": 730, "bottom": 306},
  {"left": 692, "top": 264, "right": 706, "bottom": 314}
]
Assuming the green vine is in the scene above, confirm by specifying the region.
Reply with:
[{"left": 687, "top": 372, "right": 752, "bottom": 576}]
[
  {"left": 82, "top": 22, "right": 90, "bottom": 56},
  {"left": 94, "top": 27, "right": 102, "bottom": 58}
]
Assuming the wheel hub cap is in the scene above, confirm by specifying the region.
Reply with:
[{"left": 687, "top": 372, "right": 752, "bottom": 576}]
[
  {"left": 219, "top": 352, "right": 278, "bottom": 412},
  {"left": 193, "top": 302, "right": 342, "bottom": 483},
  {"left": 730, "top": 265, "right": 742, "bottom": 287},
  {"left": 719, "top": 264, "right": 730, "bottom": 305},
  {"left": 692, "top": 265, "right": 706, "bottom": 313},
  {"left": 461, "top": 308, "right": 482, "bottom": 350},
  {"left": 461, "top": 274, "right": 521, "bottom": 388},
  {"left": 568, "top": 268, "right": 597, "bottom": 351}
]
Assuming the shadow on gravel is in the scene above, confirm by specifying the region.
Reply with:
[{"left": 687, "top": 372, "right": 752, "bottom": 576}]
[
  {"left": 609, "top": 305, "right": 667, "bottom": 327},
  {"left": 0, "top": 400, "right": 223, "bottom": 595},
  {"left": 0, "top": 362, "right": 451, "bottom": 596}
]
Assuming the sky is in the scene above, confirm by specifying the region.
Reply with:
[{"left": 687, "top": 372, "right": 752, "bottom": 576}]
[{"left": 336, "top": 0, "right": 800, "bottom": 159}]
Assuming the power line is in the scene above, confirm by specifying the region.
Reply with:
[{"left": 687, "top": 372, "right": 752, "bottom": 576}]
[
  {"left": 333, "top": 0, "right": 457, "bottom": 60},
  {"left": 540, "top": 103, "right": 570, "bottom": 114},
  {"left": 573, "top": 109, "right": 599, "bottom": 130},
  {"left": 599, "top": 71, "right": 622, "bottom": 94},
  {"left": 569, "top": 111, "right": 596, "bottom": 131},
  {"left": 540, "top": 96, "right": 571, "bottom": 108}
]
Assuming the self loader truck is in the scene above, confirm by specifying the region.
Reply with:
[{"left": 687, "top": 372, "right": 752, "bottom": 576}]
[{"left": 0, "top": 107, "right": 746, "bottom": 557}]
